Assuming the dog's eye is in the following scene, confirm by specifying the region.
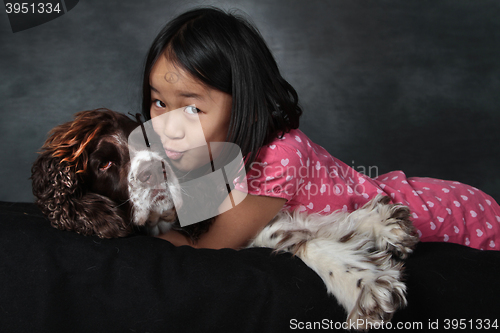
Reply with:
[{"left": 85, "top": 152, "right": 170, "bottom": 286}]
[{"left": 99, "top": 161, "right": 114, "bottom": 171}]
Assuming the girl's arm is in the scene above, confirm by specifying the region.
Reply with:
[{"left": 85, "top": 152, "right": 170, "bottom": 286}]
[{"left": 156, "top": 192, "right": 287, "bottom": 249}]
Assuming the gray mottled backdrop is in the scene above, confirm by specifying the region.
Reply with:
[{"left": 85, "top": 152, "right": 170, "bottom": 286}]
[{"left": 1, "top": 0, "right": 499, "bottom": 202}]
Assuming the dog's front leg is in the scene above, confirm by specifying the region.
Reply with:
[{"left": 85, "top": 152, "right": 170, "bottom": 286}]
[
  {"left": 343, "top": 195, "right": 419, "bottom": 259},
  {"left": 250, "top": 210, "right": 408, "bottom": 331},
  {"left": 296, "top": 238, "right": 407, "bottom": 329}
]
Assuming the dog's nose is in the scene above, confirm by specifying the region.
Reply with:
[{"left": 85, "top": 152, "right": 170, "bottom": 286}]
[
  {"left": 138, "top": 169, "right": 153, "bottom": 183},
  {"left": 137, "top": 162, "right": 167, "bottom": 186}
]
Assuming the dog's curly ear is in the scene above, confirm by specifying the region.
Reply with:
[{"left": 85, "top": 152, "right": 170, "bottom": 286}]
[
  {"left": 31, "top": 110, "right": 135, "bottom": 238},
  {"left": 31, "top": 151, "right": 133, "bottom": 238},
  {"left": 31, "top": 151, "right": 77, "bottom": 230}
]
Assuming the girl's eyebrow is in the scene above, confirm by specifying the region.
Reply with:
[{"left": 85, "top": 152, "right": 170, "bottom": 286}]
[
  {"left": 150, "top": 85, "right": 204, "bottom": 101},
  {"left": 178, "top": 91, "right": 205, "bottom": 100}
]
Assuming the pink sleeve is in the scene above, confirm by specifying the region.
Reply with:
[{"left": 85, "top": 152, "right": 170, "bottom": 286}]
[{"left": 234, "top": 145, "right": 302, "bottom": 201}]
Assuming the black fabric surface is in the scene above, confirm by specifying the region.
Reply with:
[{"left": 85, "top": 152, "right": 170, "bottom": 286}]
[{"left": 0, "top": 202, "right": 499, "bottom": 332}]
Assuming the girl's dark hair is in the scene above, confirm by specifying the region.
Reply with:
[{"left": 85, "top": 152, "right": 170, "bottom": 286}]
[{"left": 142, "top": 7, "right": 302, "bottom": 169}]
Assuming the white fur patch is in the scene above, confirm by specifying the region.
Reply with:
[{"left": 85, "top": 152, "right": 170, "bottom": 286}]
[{"left": 128, "top": 149, "right": 182, "bottom": 231}]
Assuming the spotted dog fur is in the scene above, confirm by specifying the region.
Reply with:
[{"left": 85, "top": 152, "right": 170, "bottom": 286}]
[{"left": 249, "top": 195, "right": 418, "bottom": 328}]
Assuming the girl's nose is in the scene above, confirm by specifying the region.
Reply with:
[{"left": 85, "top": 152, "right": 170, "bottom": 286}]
[{"left": 162, "top": 110, "right": 185, "bottom": 140}]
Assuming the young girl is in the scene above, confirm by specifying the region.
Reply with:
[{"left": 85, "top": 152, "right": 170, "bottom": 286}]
[{"left": 141, "top": 7, "right": 500, "bottom": 251}]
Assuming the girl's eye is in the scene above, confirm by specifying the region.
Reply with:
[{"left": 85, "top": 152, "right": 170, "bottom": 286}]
[
  {"left": 154, "top": 100, "right": 166, "bottom": 108},
  {"left": 99, "top": 161, "right": 114, "bottom": 171},
  {"left": 184, "top": 105, "right": 200, "bottom": 114}
]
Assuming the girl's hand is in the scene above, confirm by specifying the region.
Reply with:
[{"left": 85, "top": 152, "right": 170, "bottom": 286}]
[{"left": 156, "top": 192, "right": 287, "bottom": 250}]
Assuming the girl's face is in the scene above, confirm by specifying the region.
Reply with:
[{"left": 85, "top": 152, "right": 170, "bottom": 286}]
[{"left": 149, "top": 55, "right": 232, "bottom": 172}]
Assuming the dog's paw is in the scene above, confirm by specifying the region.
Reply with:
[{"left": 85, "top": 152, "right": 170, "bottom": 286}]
[
  {"left": 347, "top": 268, "right": 407, "bottom": 331},
  {"left": 157, "top": 220, "right": 172, "bottom": 234},
  {"left": 145, "top": 222, "right": 160, "bottom": 236},
  {"left": 375, "top": 198, "right": 419, "bottom": 259},
  {"left": 144, "top": 219, "right": 172, "bottom": 236}
]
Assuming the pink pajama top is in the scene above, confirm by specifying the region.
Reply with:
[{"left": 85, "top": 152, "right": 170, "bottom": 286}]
[{"left": 234, "top": 129, "right": 500, "bottom": 251}]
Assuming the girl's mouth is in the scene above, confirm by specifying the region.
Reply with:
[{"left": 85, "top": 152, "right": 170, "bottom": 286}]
[{"left": 165, "top": 149, "right": 185, "bottom": 160}]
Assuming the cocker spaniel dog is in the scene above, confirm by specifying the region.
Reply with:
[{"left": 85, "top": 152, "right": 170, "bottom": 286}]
[
  {"left": 32, "top": 109, "right": 419, "bottom": 330},
  {"left": 31, "top": 108, "right": 209, "bottom": 238}
]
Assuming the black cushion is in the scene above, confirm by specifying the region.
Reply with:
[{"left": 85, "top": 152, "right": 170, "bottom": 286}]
[{"left": 0, "top": 202, "right": 498, "bottom": 332}]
